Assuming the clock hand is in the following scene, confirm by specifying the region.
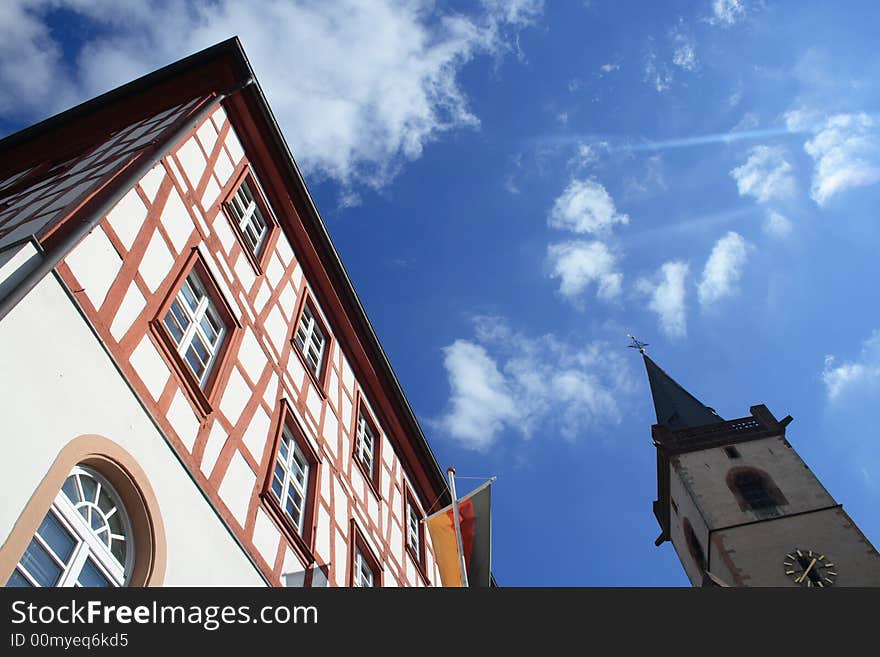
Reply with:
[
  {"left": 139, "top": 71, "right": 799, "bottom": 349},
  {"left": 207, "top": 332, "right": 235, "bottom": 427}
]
[{"left": 796, "top": 558, "right": 818, "bottom": 583}]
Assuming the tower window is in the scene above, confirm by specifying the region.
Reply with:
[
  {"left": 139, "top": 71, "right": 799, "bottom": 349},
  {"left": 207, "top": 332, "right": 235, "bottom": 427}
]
[
  {"left": 682, "top": 518, "right": 705, "bottom": 575},
  {"left": 727, "top": 467, "right": 788, "bottom": 519}
]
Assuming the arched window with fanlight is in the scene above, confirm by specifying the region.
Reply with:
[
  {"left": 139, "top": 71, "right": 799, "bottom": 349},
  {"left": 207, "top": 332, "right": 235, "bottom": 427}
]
[{"left": 6, "top": 466, "right": 133, "bottom": 587}]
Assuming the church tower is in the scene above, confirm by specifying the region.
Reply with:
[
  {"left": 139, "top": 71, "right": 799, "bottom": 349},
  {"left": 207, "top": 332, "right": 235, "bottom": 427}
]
[{"left": 639, "top": 347, "right": 880, "bottom": 587}]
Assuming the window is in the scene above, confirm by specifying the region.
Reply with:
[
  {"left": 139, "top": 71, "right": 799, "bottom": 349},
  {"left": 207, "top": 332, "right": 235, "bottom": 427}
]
[
  {"left": 7, "top": 466, "right": 132, "bottom": 587},
  {"left": 406, "top": 501, "right": 420, "bottom": 555},
  {"left": 151, "top": 250, "right": 238, "bottom": 415},
  {"left": 353, "top": 549, "right": 375, "bottom": 587},
  {"left": 293, "top": 301, "right": 328, "bottom": 381},
  {"left": 270, "top": 425, "right": 311, "bottom": 535},
  {"left": 352, "top": 401, "right": 382, "bottom": 495},
  {"left": 261, "top": 400, "right": 320, "bottom": 562},
  {"left": 403, "top": 486, "right": 428, "bottom": 584},
  {"left": 682, "top": 517, "right": 705, "bottom": 576},
  {"left": 226, "top": 178, "right": 268, "bottom": 254},
  {"left": 355, "top": 413, "right": 376, "bottom": 477},
  {"left": 348, "top": 520, "right": 382, "bottom": 588},
  {"left": 162, "top": 270, "right": 226, "bottom": 386},
  {"left": 222, "top": 169, "right": 276, "bottom": 271},
  {"left": 727, "top": 466, "right": 788, "bottom": 519}
]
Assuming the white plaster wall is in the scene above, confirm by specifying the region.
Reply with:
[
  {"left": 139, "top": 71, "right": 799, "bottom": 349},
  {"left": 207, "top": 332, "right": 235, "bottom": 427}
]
[{"left": 0, "top": 268, "right": 265, "bottom": 586}]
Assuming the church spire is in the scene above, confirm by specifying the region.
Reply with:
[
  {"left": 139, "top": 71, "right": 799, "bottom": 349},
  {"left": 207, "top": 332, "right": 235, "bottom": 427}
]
[{"left": 630, "top": 337, "right": 723, "bottom": 430}]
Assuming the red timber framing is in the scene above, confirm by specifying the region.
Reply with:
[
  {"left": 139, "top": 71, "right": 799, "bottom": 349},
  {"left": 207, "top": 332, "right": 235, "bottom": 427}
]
[{"left": 0, "top": 38, "right": 448, "bottom": 586}]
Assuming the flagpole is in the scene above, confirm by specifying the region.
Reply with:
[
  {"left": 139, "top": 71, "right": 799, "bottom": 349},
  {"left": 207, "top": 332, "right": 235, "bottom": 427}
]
[{"left": 447, "top": 467, "right": 469, "bottom": 587}]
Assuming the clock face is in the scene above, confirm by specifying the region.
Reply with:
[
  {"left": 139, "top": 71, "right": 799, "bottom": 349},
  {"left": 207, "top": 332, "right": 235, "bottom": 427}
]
[{"left": 784, "top": 549, "right": 837, "bottom": 587}]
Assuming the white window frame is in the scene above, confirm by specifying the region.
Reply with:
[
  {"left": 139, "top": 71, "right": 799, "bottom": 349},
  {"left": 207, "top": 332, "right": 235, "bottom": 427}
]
[
  {"left": 294, "top": 303, "right": 326, "bottom": 377},
  {"left": 407, "top": 500, "right": 421, "bottom": 556},
  {"left": 355, "top": 414, "right": 376, "bottom": 478},
  {"left": 162, "top": 270, "right": 226, "bottom": 386},
  {"left": 353, "top": 548, "right": 375, "bottom": 587},
  {"left": 8, "top": 466, "right": 133, "bottom": 588},
  {"left": 227, "top": 178, "right": 268, "bottom": 255},
  {"left": 270, "top": 426, "right": 311, "bottom": 534}
]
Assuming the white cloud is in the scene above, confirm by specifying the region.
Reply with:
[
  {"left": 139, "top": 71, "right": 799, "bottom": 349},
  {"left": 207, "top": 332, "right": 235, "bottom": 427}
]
[
  {"left": 784, "top": 108, "right": 822, "bottom": 132},
  {"left": 730, "top": 145, "right": 797, "bottom": 203},
  {"left": 548, "top": 178, "right": 629, "bottom": 235},
  {"left": 802, "top": 113, "right": 880, "bottom": 206},
  {"left": 763, "top": 210, "right": 793, "bottom": 239},
  {"left": 708, "top": 0, "right": 746, "bottom": 26},
  {"left": 644, "top": 50, "right": 673, "bottom": 93},
  {"left": 822, "top": 331, "right": 880, "bottom": 402},
  {"left": 0, "top": 0, "right": 541, "bottom": 194},
  {"left": 637, "top": 261, "right": 689, "bottom": 339},
  {"left": 698, "top": 231, "right": 751, "bottom": 307},
  {"left": 547, "top": 240, "right": 623, "bottom": 303},
  {"left": 599, "top": 62, "right": 620, "bottom": 74},
  {"left": 671, "top": 24, "right": 698, "bottom": 72},
  {"left": 672, "top": 43, "right": 698, "bottom": 72},
  {"left": 436, "top": 317, "right": 632, "bottom": 449},
  {"left": 437, "top": 340, "right": 519, "bottom": 450}
]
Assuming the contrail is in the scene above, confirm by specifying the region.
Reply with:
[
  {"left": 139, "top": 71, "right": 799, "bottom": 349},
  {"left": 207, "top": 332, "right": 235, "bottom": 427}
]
[{"left": 529, "top": 126, "right": 804, "bottom": 153}]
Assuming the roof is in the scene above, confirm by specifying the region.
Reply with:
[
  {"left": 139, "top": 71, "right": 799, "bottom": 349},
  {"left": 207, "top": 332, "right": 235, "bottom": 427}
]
[{"left": 642, "top": 353, "right": 723, "bottom": 430}]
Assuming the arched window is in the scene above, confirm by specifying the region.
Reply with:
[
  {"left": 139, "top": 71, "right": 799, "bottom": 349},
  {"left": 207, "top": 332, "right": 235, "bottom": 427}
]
[
  {"left": 6, "top": 466, "right": 134, "bottom": 587},
  {"left": 727, "top": 466, "right": 787, "bottom": 519}
]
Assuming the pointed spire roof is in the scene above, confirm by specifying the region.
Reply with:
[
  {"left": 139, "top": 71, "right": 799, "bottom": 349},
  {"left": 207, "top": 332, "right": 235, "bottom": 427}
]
[{"left": 642, "top": 353, "right": 723, "bottom": 430}]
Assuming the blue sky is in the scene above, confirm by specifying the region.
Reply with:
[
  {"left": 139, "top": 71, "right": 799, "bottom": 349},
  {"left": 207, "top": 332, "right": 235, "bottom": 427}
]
[{"left": 3, "top": 0, "right": 880, "bottom": 586}]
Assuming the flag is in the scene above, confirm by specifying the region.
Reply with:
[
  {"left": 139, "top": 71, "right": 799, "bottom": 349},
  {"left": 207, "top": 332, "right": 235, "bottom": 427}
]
[{"left": 425, "top": 479, "right": 492, "bottom": 587}]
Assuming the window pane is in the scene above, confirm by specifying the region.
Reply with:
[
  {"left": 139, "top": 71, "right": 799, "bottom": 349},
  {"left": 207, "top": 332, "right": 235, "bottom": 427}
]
[
  {"left": 170, "top": 300, "right": 190, "bottom": 330},
  {"left": 19, "top": 540, "right": 63, "bottom": 587},
  {"left": 199, "top": 315, "right": 219, "bottom": 344},
  {"left": 181, "top": 279, "right": 200, "bottom": 311},
  {"left": 61, "top": 476, "right": 79, "bottom": 503},
  {"left": 80, "top": 476, "right": 97, "bottom": 504},
  {"left": 38, "top": 513, "right": 76, "bottom": 564},
  {"left": 77, "top": 559, "right": 113, "bottom": 588},
  {"left": 163, "top": 313, "right": 185, "bottom": 343},
  {"left": 185, "top": 348, "right": 207, "bottom": 380},
  {"left": 110, "top": 538, "right": 127, "bottom": 568},
  {"left": 6, "top": 569, "right": 33, "bottom": 588}
]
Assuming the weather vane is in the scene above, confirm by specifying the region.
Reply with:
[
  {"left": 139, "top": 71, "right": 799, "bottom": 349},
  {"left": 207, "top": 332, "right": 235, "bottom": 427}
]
[{"left": 627, "top": 334, "right": 649, "bottom": 354}]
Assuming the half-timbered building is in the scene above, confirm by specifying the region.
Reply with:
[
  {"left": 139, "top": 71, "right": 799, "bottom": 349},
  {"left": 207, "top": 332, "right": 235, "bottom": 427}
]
[{"left": 0, "top": 38, "right": 449, "bottom": 588}]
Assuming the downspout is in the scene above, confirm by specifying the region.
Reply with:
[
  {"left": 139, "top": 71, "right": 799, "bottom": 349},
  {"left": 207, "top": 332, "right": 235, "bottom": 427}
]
[{"left": 0, "top": 77, "right": 255, "bottom": 323}]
